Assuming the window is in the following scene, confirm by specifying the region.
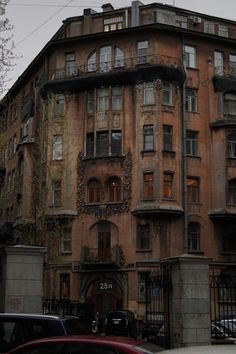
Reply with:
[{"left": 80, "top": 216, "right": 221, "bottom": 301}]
[
  {"left": 52, "top": 180, "right": 61, "bottom": 205},
  {"left": 60, "top": 273, "right": 70, "bottom": 299},
  {"left": 186, "top": 130, "right": 198, "bottom": 156},
  {"left": 137, "top": 40, "right": 148, "bottom": 64},
  {"left": 87, "top": 51, "right": 97, "bottom": 72},
  {"left": 61, "top": 228, "right": 72, "bottom": 254},
  {"left": 224, "top": 93, "right": 236, "bottom": 116},
  {"left": 13, "top": 135, "right": 17, "bottom": 154},
  {"left": 96, "top": 131, "right": 109, "bottom": 156},
  {"left": 185, "top": 89, "right": 197, "bottom": 112},
  {"left": 137, "top": 223, "right": 150, "bottom": 250},
  {"left": 163, "top": 125, "right": 173, "bottom": 151},
  {"left": 229, "top": 54, "right": 236, "bottom": 76},
  {"left": 143, "top": 171, "right": 154, "bottom": 199},
  {"left": 188, "top": 222, "right": 200, "bottom": 251},
  {"left": 87, "top": 179, "right": 101, "bottom": 203},
  {"left": 65, "top": 52, "right": 76, "bottom": 76},
  {"left": 222, "top": 223, "right": 236, "bottom": 252},
  {"left": 143, "top": 125, "right": 154, "bottom": 151},
  {"left": 163, "top": 172, "right": 174, "bottom": 199},
  {"left": 112, "top": 87, "right": 122, "bottom": 110},
  {"left": 52, "top": 135, "right": 63, "bottom": 160},
  {"left": 108, "top": 177, "right": 121, "bottom": 202},
  {"left": 228, "top": 178, "right": 236, "bottom": 205},
  {"left": 86, "top": 133, "right": 94, "bottom": 157},
  {"left": 104, "top": 16, "right": 123, "bottom": 31},
  {"left": 98, "top": 221, "right": 111, "bottom": 261},
  {"left": 115, "top": 47, "right": 124, "bottom": 67},
  {"left": 183, "top": 45, "right": 196, "bottom": 68},
  {"left": 218, "top": 24, "right": 228, "bottom": 38},
  {"left": 138, "top": 271, "right": 149, "bottom": 301},
  {"left": 100, "top": 46, "right": 112, "bottom": 72},
  {"left": 228, "top": 133, "right": 236, "bottom": 158},
  {"left": 54, "top": 94, "right": 65, "bottom": 117},
  {"left": 214, "top": 51, "right": 224, "bottom": 76},
  {"left": 87, "top": 91, "right": 94, "bottom": 114},
  {"left": 111, "top": 130, "right": 122, "bottom": 155},
  {"left": 162, "top": 81, "right": 173, "bottom": 105},
  {"left": 187, "top": 177, "right": 199, "bottom": 203},
  {"left": 143, "top": 82, "right": 154, "bottom": 105},
  {"left": 204, "top": 21, "right": 215, "bottom": 34},
  {"left": 97, "top": 88, "right": 109, "bottom": 112}
]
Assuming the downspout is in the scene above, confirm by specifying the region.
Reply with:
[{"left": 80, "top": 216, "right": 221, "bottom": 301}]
[{"left": 181, "top": 40, "right": 188, "bottom": 252}]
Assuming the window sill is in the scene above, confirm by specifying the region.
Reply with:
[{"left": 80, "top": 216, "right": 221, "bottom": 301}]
[
  {"left": 188, "top": 250, "right": 204, "bottom": 255},
  {"left": 162, "top": 150, "right": 176, "bottom": 158},
  {"left": 136, "top": 249, "right": 152, "bottom": 252},
  {"left": 186, "top": 155, "right": 201, "bottom": 159},
  {"left": 141, "top": 149, "right": 156, "bottom": 156}
]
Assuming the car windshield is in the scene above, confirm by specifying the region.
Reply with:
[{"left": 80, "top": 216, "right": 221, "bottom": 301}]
[{"left": 135, "top": 341, "right": 163, "bottom": 354}]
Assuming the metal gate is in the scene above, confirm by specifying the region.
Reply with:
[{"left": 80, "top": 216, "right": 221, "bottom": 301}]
[
  {"left": 209, "top": 263, "right": 236, "bottom": 341},
  {"left": 144, "top": 264, "right": 172, "bottom": 349}
]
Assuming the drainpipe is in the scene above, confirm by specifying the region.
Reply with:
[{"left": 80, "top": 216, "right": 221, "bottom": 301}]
[{"left": 181, "top": 41, "right": 188, "bottom": 252}]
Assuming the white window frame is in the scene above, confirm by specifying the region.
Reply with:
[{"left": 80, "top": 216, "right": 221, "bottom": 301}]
[
  {"left": 186, "top": 89, "right": 197, "bottom": 112},
  {"left": 143, "top": 82, "right": 154, "bottom": 105},
  {"left": 163, "top": 81, "right": 173, "bottom": 105},
  {"left": 214, "top": 51, "right": 224, "bottom": 76},
  {"left": 52, "top": 135, "right": 63, "bottom": 160},
  {"left": 184, "top": 45, "right": 196, "bottom": 68}
]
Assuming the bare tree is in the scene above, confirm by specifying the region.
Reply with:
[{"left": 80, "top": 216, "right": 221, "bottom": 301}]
[{"left": 0, "top": 0, "right": 14, "bottom": 96}]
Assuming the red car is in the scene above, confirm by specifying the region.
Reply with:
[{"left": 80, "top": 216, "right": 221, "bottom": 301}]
[{"left": 6, "top": 335, "right": 163, "bottom": 354}]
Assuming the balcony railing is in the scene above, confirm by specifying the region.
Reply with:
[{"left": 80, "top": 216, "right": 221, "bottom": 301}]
[
  {"left": 49, "top": 54, "right": 182, "bottom": 81},
  {"left": 81, "top": 244, "right": 124, "bottom": 267},
  {"left": 214, "top": 65, "right": 236, "bottom": 78}
]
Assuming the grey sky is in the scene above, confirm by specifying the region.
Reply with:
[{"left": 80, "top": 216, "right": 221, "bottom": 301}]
[{"left": 5, "top": 0, "right": 236, "bottom": 92}]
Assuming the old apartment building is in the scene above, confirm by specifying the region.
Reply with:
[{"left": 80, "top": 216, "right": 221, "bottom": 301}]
[{"left": 0, "top": 1, "right": 236, "bottom": 318}]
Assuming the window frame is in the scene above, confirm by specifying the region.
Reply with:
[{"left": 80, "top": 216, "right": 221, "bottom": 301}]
[
  {"left": 184, "top": 45, "right": 197, "bottom": 68},
  {"left": 186, "top": 130, "right": 199, "bottom": 156},
  {"left": 143, "top": 171, "right": 154, "bottom": 199},
  {"left": 143, "top": 82, "right": 154, "bottom": 105},
  {"left": 185, "top": 89, "right": 197, "bottom": 112},
  {"left": 143, "top": 124, "right": 154, "bottom": 151},
  {"left": 52, "top": 180, "right": 62, "bottom": 206},
  {"left": 52, "top": 135, "right": 63, "bottom": 160},
  {"left": 137, "top": 223, "right": 151, "bottom": 250},
  {"left": 187, "top": 177, "right": 200, "bottom": 204},
  {"left": 188, "top": 222, "right": 200, "bottom": 252}
]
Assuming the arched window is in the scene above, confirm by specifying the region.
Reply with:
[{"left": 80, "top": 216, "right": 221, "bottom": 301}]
[
  {"left": 100, "top": 46, "right": 112, "bottom": 72},
  {"left": 227, "top": 133, "right": 236, "bottom": 158},
  {"left": 107, "top": 177, "right": 122, "bottom": 202},
  {"left": 87, "top": 179, "right": 101, "bottom": 203},
  {"left": 87, "top": 51, "right": 97, "bottom": 72},
  {"left": 228, "top": 178, "right": 236, "bottom": 205},
  {"left": 188, "top": 222, "right": 200, "bottom": 251}
]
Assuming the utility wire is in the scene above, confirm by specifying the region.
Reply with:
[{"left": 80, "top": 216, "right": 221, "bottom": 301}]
[
  {"left": 14, "top": 0, "right": 80, "bottom": 48},
  {"left": 8, "top": 2, "right": 102, "bottom": 7}
]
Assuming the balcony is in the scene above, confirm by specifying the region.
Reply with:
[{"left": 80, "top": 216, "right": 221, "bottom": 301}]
[
  {"left": 80, "top": 244, "right": 125, "bottom": 269},
  {"left": 132, "top": 202, "right": 183, "bottom": 217},
  {"left": 213, "top": 64, "right": 236, "bottom": 92},
  {"left": 42, "top": 54, "right": 185, "bottom": 95}
]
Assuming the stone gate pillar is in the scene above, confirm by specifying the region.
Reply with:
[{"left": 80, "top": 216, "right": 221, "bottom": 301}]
[
  {"left": 164, "top": 254, "right": 211, "bottom": 348},
  {"left": 0, "top": 245, "right": 47, "bottom": 313}
]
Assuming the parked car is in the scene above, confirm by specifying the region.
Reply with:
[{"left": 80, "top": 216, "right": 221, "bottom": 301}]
[
  {"left": 0, "top": 313, "right": 89, "bottom": 353},
  {"left": 219, "top": 319, "right": 236, "bottom": 337},
  {"left": 6, "top": 335, "right": 164, "bottom": 354},
  {"left": 211, "top": 322, "right": 236, "bottom": 344},
  {"left": 105, "top": 310, "right": 138, "bottom": 338},
  {"left": 142, "top": 312, "right": 164, "bottom": 340}
]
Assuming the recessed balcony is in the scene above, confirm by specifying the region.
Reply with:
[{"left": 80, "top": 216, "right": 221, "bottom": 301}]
[
  {"left": 213, "top": 65, "right": 236, "bottom": 92},
  {"left": 42, "top": 54, "right": 185, "bottom": 95},
  {"left": 80, "top": 244, "right": 124, "bottom": 269}
]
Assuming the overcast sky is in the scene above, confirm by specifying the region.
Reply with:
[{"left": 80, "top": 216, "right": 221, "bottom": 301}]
[{"left": 5, "top": 0, "right": 236, "bottom": 93}]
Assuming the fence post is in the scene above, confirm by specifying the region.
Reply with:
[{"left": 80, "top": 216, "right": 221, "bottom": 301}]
[{"left": 163, "top": 254, "right": 211, "bottom": 348}]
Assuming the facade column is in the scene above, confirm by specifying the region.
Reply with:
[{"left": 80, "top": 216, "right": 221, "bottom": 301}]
[
  {"left": 164, "top": 254, "right": 211, "bottom": 348},
  {"left": 0, "top": 245, "right": 47, "bottom": 313}
]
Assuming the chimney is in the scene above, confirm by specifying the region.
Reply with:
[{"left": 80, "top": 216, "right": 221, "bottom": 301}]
[{"left": 102, "top": 3, "right": 114, "bottom": 12}]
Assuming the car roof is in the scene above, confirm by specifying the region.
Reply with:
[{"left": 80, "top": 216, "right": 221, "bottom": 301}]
[{"left": 0, "top": 313, "right": 78, "bottom": 320}]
